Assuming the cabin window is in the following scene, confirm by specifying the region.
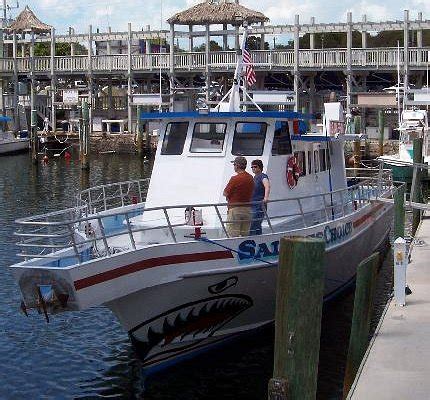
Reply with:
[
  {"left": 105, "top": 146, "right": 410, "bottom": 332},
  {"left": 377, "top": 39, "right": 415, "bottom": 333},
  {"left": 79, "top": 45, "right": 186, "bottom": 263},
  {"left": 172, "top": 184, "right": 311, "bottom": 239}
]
[
  {"left": 161, "top": 122, "right": 189, "bottom": 155},
  {"left": 272, "top": 121, "right": 292, "bottom": 155},
  {"left": 319, "top": 149, "right": 327, "bottom": 171},
  {"left": 232, "top": 122, "right": 267, "bottom": 156},
  {"left": 294, "top": 151, "right": 306, "bottom": 176},
  {"left": 307, "top": 151, "right": 313, "bottom": 174},
  {"left": 190, "top": 123, "right": 226, "bottom": 153}
]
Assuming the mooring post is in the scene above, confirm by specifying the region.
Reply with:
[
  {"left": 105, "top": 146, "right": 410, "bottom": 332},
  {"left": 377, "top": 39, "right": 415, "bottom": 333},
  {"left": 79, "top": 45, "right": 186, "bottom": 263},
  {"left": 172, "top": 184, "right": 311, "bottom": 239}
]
[
  {"left": 378, "top": 110, "right": 385, "bottom": 156},
  {"left": 393, "top": 237, "right": 407, "bottom": 306},
  {"left": 81, "top": 100, "right": 90, "bottom": 170},
  {"left": 353, "top": 115, "right": 361, "bottom": 135},
  {"left": 269, "top": 236, "right": 325, "bottom": 400},
  {"left": 136, "top": 105, "right": 143, "bottom": 156},
  {"left": 30, "top": 109, "right": 38, "bottom": 165},
  {"left": 394, "top": 183, "right": 406, "bottom": 240},
  {"left": 342, "top": 252, "right": 379, "bottom": 398},
  {"left": 412, "top": 137, "right": 423, "bottom": 236},
  {"left": 353, "top": 140, "right": 361, "bottom": 170}
]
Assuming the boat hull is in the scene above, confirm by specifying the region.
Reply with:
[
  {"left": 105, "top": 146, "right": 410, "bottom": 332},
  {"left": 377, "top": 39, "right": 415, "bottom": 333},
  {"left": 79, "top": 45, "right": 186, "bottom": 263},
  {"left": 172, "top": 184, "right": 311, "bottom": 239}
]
[
  {"left": 0, "top": 139, "right": 29, "bottom": 155},
  {"left": 105, "top": 202, "right": 392, "bottom": 370}
]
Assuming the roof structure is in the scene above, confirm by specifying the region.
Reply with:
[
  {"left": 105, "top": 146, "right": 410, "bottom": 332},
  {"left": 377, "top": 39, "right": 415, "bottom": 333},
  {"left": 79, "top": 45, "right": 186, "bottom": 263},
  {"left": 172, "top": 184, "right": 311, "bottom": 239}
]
[
  {"left": 167, "top": 0, "right": 269, "bottom": 26},
  {"left": 7, "top": 6, "right": 52, "bottom": 34}
]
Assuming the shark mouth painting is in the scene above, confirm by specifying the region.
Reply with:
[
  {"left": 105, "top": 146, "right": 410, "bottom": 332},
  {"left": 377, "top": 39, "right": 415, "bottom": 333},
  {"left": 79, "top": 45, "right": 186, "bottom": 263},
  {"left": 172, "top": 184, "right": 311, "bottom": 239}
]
[{"left": 129, "top": 293, "right": 253, "bottom": 365}]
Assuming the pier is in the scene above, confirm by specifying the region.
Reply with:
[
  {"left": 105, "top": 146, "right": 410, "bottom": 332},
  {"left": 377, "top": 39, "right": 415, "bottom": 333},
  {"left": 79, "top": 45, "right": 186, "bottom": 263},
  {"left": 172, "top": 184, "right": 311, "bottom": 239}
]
[
  {"left": 1, "top": 6, "right": 430, "bottom": 135},
  {"left": 347, "top": 213, "right": 430, "bottom": 399}
]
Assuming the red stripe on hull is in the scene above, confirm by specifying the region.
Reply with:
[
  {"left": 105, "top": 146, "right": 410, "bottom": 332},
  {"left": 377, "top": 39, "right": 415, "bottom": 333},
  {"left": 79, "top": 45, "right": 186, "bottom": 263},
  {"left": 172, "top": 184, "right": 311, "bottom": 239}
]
[
  {"left": 353, "top": 203, "right": 384, "bottom": 228},
  {"left": 74, "top": 250, "right": 234, "bottom": 291}
]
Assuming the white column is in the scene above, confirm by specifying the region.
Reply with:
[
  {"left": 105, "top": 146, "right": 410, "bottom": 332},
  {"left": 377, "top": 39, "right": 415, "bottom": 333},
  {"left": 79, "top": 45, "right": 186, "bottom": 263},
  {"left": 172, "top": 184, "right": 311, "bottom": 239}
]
[
  {"left": 87, "top": 25, "right": 93, "bottom": 132},
  {"left": 293, "top": 14, "right": 300, "bottom": 112},
  {"left": 169, "top": 23, "right": 175, "bottom": 110},
  {"left": 70, "top": 27, "right": 75, "bottom": 56},
  {"left": 223, "top": 24, "right": 227, "bottom": 50},
  {"left": 260, "top": 22, "right": 265, "bottom": 50},
  {"left": 127, "top": 22, "right": 133, "bottom": 133},
  {"left": 13, "top": 31, "right": 19, "bottom": 131},
  {"left": 145, "top": 25, "right": 151, "bottom": 53},
  {"left": 346, "top": 12, "right": 352, "bottom": 114},
  {"left": 189, "top": 25, "right": 194, "bottom": 51},
  {"left": 51, "top": 27, "right": 56, "bottom": 132},
  {"left": 361, "top": 14, "right": 367, "bottom": 48},
  {"left": 417, "top": 12, "right": 423, "bottom": 65},
  {"left": 30, "top": 31, "right": 35, "bottom": 112},
  {"left": 205, "top": 24, "right": 210, "bottom": 102},
  {"left": 404, "top": 9, "right": 409, "bottom": 91},
  {"left": 310, "top": 17, "right": 315, "bottom": 49}
]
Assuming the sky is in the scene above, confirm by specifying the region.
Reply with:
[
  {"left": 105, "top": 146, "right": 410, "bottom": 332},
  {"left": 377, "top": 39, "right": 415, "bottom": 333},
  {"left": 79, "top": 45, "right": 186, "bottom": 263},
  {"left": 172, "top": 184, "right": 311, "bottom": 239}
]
[{"left": 5, "top": 0, "right": 430, "bottom": 35}]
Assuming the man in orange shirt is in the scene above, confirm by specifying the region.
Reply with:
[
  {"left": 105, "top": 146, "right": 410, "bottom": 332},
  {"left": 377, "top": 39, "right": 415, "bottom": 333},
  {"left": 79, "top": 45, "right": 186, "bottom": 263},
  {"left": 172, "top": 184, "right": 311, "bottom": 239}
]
[{"left": 223, "top": 156, "right": 255, "bottom": 237}]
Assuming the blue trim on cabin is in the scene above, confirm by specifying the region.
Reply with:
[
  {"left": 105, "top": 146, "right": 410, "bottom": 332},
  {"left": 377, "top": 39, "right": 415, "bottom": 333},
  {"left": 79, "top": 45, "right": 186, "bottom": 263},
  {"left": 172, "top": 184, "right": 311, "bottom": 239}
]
[
  {"left": 139, "top": 111, "right": 314, "bottom": 120},
  {"left": 0, "top": 115, "right": 12, "bottom": 122},
  {"left": 291, "top": 134, "right": 332, "bottom": 142}
]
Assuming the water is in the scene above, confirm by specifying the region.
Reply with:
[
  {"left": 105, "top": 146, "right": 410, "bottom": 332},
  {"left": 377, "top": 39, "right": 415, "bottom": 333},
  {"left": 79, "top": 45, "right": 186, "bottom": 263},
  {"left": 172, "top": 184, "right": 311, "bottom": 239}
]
[{"left": 0, "top": 152, "right": 394, "bottom": 399}]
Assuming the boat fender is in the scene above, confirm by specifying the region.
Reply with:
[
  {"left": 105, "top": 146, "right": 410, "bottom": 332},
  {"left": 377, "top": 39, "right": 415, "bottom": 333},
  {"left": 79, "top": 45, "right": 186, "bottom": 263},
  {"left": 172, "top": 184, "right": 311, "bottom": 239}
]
[{"left": 286, "top": 156, "right": 300, "bottom": 189}]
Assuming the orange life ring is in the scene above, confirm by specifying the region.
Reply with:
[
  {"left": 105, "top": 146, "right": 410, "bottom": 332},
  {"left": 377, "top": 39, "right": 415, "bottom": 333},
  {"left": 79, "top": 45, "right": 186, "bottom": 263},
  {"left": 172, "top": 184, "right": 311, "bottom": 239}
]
[{"left": 286, "top": 156, "right": 301, "bottom": 189}]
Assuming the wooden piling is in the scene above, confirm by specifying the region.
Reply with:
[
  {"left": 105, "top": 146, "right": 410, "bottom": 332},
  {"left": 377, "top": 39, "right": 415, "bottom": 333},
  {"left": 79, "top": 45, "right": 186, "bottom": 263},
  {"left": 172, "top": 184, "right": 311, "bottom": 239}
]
[
  {"left": 269, "top": 236, "right": 325, "bottom": 400},
  {"left": 412, "top": 137, "right": 423, "bottom": 236},
  {"left": 353, "top": 140, "right": 361, "bottom": 169},
  {"left": 136, "top": 105, "right": 143, "bottom": 156},
  {"left": 30, "top": 109, "right": 38, "bottom": 165},
  {"left": 81, "top": 100, "right": 90, "bottom": 170},
  {"left": 342, "top": 252, "right": 379, "bottom": 398},
  {"left": 394, "top": 183, "right": 405, "bottom": 240},
  {"left": 378, "top": 110, "right": 385, "bottom": 156},
  {"left": 353, "top": 115, "right": 361, "bottom": 135}
]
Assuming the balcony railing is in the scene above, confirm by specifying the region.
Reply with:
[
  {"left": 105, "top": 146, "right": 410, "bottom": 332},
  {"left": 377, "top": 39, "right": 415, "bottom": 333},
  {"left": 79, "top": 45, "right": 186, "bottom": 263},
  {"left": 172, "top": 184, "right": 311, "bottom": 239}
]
[{"left": 1, "top": 47, "right": 429, "bottom": 74}]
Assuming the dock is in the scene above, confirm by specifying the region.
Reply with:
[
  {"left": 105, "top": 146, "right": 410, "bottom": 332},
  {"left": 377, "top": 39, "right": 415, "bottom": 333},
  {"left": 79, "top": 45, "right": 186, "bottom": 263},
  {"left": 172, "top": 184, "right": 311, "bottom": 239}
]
[{"left": 348, "top": 214, "right": 430, "bottom": 399}]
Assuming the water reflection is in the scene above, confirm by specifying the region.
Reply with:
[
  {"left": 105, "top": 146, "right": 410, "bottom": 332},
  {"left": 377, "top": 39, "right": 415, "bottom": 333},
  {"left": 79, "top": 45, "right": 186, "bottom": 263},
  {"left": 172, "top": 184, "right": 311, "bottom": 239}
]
[{"left": 0, "top": 152, "right": 394, "bottom": 399}]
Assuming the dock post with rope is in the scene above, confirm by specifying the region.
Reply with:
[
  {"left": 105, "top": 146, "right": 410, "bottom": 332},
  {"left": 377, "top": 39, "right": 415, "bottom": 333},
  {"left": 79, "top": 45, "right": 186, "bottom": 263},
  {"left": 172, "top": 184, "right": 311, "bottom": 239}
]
[
  {"left": 269, "top": 236, "right": 325, "bottom": 400},
  {"left": 136, "top": 105, "right": 144, "bottom": 157}
]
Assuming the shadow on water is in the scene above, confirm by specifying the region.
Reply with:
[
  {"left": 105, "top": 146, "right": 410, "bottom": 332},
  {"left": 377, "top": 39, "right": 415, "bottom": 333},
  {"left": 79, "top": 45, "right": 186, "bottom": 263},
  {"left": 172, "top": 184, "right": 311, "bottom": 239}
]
[{"left": 0, "top": 152, "right": 396, "bottom": 399}]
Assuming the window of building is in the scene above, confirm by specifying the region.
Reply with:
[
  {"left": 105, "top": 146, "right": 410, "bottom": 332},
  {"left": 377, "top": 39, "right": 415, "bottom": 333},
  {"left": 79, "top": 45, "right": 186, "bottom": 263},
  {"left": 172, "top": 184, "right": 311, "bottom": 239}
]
[
  {"left": 232, "top": 122, "right": 267, "bottom": 156},
  {"left": 272, "top": 121, "right": 292, "bottom": 155},
  {"left": 190, "top": 123, "right": 226, "bottom": 153},
  {"left": 161, "top": 122, "right": 189, "bottom": 155},
  {"left": 294, "top": 151, "right": 306, "bottom": 176}
]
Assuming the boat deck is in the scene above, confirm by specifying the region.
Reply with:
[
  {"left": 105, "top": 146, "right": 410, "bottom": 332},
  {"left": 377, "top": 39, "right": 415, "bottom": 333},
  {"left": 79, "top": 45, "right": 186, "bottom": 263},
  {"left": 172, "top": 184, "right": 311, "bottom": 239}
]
[{"left": 348, "top": 209, "right": 430, "bottom": 399}]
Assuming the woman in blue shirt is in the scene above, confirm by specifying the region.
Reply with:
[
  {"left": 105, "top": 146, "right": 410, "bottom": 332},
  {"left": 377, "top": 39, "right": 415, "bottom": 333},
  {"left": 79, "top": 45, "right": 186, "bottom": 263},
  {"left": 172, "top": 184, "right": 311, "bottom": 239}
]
[{"left": 250, "top": 160, "right": 270, "bottom": 235}]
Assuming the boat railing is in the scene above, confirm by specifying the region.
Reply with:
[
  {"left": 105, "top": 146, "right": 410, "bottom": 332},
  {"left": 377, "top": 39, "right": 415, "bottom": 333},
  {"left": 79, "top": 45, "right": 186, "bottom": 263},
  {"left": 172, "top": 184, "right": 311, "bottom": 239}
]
[
  {"left": 77, "top": 178, "right": 150, "bottom": 214},
  {"left": 14, "top": 178, "right": 395, "bottom": 264}
]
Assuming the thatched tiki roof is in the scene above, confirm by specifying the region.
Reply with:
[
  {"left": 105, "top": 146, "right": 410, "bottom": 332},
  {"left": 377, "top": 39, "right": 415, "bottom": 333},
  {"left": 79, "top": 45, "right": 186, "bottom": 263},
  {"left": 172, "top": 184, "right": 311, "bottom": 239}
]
[
  {"left": 7, "top": 6, "right": 52, "bottom": 34},
  {"left": 168, "top": 0, "right": 269, "bottom": 26}
]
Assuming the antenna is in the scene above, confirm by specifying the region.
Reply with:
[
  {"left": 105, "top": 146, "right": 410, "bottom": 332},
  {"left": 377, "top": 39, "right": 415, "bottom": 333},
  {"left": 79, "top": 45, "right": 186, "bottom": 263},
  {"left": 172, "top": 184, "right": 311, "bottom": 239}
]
[{"left": 1, "top": 0, "right": 19, "bottom": 25}]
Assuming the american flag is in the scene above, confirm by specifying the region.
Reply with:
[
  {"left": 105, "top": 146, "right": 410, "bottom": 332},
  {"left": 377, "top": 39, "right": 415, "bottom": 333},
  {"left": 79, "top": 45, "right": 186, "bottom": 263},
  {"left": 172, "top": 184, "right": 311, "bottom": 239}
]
[{"left": 243, "top": 44, "right": 256, "bottom": 86}]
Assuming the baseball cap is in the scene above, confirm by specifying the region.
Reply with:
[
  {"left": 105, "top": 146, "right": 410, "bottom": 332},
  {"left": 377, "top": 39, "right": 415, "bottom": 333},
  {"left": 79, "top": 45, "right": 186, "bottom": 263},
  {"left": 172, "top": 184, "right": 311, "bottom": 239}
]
[{"left": 231, "top": 156, "right": 247, "bottom": 169}]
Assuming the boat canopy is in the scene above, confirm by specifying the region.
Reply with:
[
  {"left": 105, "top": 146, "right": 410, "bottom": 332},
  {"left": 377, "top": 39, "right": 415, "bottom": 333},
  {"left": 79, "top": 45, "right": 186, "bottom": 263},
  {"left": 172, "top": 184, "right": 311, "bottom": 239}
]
[{"left": 0, "top": 116, "right": 12, "bottom": 122}]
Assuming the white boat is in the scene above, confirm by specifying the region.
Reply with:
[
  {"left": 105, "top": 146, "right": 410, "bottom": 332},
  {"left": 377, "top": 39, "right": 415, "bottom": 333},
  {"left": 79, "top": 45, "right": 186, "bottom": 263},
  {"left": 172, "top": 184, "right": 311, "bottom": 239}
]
[
  {"left": 9, "top": 26, "right": 394, "bottom": 371},
  {"left": 378, "top": 108, "right": 429, "bottom": 181},
  {"left": 10, "top": 106, "right": 394, "bottom": 369},
  {"left": 0, "top": 116, "right": 29, "bottom": 155}
]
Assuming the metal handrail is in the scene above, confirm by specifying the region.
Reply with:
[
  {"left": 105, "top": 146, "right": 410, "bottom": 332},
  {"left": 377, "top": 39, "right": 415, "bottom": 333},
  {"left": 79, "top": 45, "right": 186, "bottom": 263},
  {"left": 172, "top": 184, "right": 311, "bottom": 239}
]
[{"left": 15, "top": 177, "right": 395, "bottom": 263}]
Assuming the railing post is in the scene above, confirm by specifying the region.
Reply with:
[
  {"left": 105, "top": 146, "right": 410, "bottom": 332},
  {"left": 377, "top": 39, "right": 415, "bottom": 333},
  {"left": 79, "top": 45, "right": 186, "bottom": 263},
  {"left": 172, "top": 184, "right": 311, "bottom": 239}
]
[
  {"left": 343, "top": 252, "right": 379, "bottom": 398},
  {"left": 269, "top": 236, "right": 325, "bottom": 400}
]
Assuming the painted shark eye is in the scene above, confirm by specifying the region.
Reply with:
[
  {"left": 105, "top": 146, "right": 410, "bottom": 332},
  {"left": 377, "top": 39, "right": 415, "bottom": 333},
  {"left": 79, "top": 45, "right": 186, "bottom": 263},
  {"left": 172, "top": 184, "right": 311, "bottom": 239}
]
[{"left": 208, "top": 276, "right": 238, "bottom": 294}]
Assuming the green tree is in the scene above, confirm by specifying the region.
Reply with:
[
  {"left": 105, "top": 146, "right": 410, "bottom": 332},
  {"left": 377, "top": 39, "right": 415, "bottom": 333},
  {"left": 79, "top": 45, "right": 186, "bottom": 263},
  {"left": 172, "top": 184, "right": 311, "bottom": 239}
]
[
  {"left": 193, "top": 40, "right": 223, "bottom": 52},
  {"left": 34, "top": 42, "right": 87, "bottom": 56}
]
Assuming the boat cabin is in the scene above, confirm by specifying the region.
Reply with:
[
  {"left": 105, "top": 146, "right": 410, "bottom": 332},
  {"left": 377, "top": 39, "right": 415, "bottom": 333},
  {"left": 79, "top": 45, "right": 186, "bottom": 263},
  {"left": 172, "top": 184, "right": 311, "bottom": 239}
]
[{"left": 139, "top": 110, "right": 348, "bottom": 231}]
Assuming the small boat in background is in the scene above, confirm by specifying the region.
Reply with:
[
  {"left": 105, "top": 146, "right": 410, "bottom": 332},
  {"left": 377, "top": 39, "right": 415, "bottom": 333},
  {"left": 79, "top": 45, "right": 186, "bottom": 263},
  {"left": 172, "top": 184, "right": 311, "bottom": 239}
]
[
  {"left": 379, "top": 108, "right": 429, "bottom": 182},
  {"left": 0, "top": 116, "right": 29, "bottom": 155}
]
